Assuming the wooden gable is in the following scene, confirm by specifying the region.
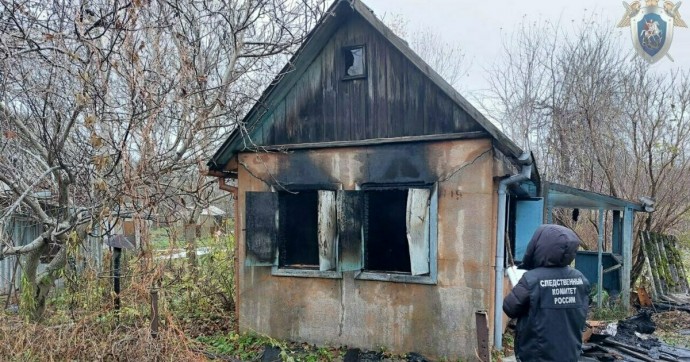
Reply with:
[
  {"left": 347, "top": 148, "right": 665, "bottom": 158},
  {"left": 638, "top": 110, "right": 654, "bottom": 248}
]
[
  {"left": 209, "top": 0, "right": 523, "bottom": 172},
  {"left": 250, "top": 14, "right": 484, "bottom": 146}
]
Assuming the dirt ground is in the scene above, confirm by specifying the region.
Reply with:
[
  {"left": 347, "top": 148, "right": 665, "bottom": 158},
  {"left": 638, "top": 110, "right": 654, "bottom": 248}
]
[{"left": 653, "top": 310, "right": 690, "bottom": 348}]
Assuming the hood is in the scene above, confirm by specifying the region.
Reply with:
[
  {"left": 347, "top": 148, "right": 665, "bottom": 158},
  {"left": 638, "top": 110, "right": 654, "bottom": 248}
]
[{"left": 520, "top": 224, "right": 581, "bottom": 270}]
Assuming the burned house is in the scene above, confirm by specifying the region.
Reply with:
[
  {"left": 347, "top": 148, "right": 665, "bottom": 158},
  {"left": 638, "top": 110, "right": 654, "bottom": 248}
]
[{"left": 207, "top": 0, "right": 643, "bottom": 359}]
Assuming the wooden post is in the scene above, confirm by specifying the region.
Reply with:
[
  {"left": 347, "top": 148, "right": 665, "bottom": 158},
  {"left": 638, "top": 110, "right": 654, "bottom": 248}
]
[
  {"left": 150, "top": 288, "right": 159, "bottom": 337},
  {"left": 622, "top": 207, "right": 633, "bottom": 308},
  {"left": 597, "top": 208, "right": 604, "bottom": 308},
  {"left": 475, "top": 311, "right": 490, "bottom": 362}
]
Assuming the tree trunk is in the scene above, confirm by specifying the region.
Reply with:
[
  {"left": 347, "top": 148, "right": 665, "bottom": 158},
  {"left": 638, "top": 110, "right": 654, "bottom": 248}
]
[
  {"left": 31, "top": 247, "right": 67, "bottom": 321},
  {"left": 23, "top": 244, "right": 44, "bottom": 286}
]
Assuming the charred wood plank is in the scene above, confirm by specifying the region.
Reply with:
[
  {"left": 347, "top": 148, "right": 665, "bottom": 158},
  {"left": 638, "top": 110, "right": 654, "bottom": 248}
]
[
  {"left": 658, "top": 344, "right": 690, "bottom": 359},
  {"left": 604, "top": 339, "right": 675, "bottom": 361},
  {"left": 337, "top": 191, "right": 363, "bottom": 271},
  {"left": 653, "top": 302, "right": 690, "bottom": 313},
  {"left": 596, "top": 344, "right": 655, "bottom": 362}
]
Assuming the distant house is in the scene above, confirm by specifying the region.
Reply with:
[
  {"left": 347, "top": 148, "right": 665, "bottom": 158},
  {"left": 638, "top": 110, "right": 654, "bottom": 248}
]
[
  {"left": 182, "top": 205, "right": 228, "bottom": 238},
  {"left": 207, "top": 0, "right": 644, "bottom": 359}
]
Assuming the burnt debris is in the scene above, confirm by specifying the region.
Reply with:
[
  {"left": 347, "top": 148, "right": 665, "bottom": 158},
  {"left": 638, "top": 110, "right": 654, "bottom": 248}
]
[{"left": 582, "top": 310, "right": 690, "bottom": 361}]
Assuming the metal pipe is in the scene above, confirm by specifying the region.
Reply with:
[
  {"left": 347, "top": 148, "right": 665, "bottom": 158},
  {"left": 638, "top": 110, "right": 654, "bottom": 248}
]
[
  {"left": 219, "top": 178, "right": 238, "bottom": 198},
  {"left": 494, "top": 152, "right": 532, "bottom": 350}
]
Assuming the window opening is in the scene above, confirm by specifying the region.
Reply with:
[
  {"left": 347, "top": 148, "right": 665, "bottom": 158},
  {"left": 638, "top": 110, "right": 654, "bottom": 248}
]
[
  {"left": 343, "top": 45, "right": 366, "bottom": 79},
  {"left": 365, "top": 189, "right": 410, "bottom": 273},
  {"left": 279, "top": 190, "right": 319, "bottom": 268}
]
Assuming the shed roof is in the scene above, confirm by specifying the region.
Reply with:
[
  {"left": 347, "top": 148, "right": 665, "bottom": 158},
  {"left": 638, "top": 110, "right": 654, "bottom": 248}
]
[
  {"left": 544, "top": 182, "right": 646, "bottom": 212},
  {"left": 208, "top": 0, "right": 525, "bottom": 172}
]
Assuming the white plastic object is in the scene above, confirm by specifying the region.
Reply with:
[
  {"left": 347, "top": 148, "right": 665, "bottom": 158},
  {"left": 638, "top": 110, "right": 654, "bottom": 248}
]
[{"left": 506, "top": 265, "right": 527, "bottom": 287}]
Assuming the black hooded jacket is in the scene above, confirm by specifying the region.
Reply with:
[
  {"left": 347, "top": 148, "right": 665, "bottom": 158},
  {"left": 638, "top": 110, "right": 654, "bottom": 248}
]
[{"left": 503, "top": 224, "right": 590, "bottom": 362}]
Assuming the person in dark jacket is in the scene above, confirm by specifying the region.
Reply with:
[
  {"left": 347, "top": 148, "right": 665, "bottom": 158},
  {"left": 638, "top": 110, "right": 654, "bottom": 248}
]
[{"left": 503, "top": 224, "right": 591, "bottom": 362}]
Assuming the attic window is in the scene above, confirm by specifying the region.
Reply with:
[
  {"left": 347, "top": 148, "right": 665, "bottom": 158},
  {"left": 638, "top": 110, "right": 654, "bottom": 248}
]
[{"left": 343, "top": 45, "right": 366, "bottom": 79}]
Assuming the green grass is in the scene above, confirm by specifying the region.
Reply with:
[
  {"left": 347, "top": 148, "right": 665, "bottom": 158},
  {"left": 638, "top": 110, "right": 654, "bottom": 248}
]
[
  {"left": 590, "top": 303, "right": 629, "bottom": 321},
  {"left": 197, "top": 333, "right": 269, "bottom": 360},
  {"left": 195, "top": 332, "right": 340, "bottom": 362},
  {"left": 150, "top": 227, "right": 218, "bottom": 251},
  {"left": 150, "top": 227, "right": 173, "bottom": 250}
]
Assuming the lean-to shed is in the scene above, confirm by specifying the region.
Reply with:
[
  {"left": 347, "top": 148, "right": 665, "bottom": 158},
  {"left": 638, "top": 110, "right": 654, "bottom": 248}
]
[{"left": 208, "top": 0, "right": 542, "bottom": 359}]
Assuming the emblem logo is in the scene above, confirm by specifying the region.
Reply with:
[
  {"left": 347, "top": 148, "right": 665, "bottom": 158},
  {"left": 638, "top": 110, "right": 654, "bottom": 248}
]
[{"left": 617, "top": 0, "right": 687, "bottom": 63}]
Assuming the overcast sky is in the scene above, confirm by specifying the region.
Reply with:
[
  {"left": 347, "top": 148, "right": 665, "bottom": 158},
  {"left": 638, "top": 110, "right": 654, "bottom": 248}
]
[{"left": 364, "top": 0, "right": 690, "bottom": 103}]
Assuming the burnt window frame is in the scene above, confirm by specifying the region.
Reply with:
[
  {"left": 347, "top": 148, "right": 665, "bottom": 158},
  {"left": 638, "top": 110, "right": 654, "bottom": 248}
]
[
  {"left": 341, "top": 44, "right": 367, "bottom": 80},
  {"left": 355, "top": 183, "right": 438, "bottom": 285},
  {"left": 270, "top": 184, "right": 343, "bottom": 279}
]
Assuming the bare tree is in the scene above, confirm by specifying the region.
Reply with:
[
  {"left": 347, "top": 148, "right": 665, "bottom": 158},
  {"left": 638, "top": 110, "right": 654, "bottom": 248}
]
[
  {"left": 486, "top": 18, "right": 690, "bottom": 284},
  {"left": 383, "top": 14, "right": 468, "bottom": 90},
  {"left": 0, "top": 0, "right": 325, "bottom": 320}
]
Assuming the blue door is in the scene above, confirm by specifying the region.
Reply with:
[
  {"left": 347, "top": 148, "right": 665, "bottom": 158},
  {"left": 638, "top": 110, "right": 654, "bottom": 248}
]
[{"left": 515, "top": 198, "right": 544, "bottom": 261}]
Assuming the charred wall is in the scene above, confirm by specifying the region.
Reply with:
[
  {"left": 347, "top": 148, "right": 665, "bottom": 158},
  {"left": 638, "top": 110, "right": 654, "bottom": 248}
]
[{"left": 236, "top": 139, "right": 498, "bottom": 360}]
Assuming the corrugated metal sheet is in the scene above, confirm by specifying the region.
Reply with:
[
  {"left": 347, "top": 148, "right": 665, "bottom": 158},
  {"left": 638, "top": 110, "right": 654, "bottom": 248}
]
[
  {"left": 81, "top": 231, "right": 104, "bottom": 272},
  {"left": 0, "top": 217, "right": 104, "bottom": 296},
  {"left": 0, "top": 255, "right": 20, "bottom": 295},
  {"left": 0, "top": 216, "right": 40, "bottom": 295},
  {"left": 639, "top": 231, "right": 690, "bottom": 300}
]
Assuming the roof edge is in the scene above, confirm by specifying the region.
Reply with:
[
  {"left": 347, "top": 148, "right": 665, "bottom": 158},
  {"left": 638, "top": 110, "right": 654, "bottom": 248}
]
[
  {"left": 208, "top": 0, "right": 353, "bottom": 171},
  {"left": 544, "top": 181, "right": 646, "bottom": 212}
]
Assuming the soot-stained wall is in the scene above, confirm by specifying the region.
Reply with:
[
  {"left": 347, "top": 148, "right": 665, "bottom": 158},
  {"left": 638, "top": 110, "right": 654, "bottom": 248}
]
[{"left": 236, "top": 139, "right": 499, "bottom": 360}]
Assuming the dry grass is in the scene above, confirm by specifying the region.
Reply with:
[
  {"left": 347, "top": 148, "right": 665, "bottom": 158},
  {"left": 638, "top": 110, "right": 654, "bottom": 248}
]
[
  {"left": 0, "top": 269, "right": 229, "bottom": 361},
  {"left": 0, "top": 233, "right": 235, "bottom": 361},
  {"left": 0, "top": 313, "right": 205, "bottom": 361}
]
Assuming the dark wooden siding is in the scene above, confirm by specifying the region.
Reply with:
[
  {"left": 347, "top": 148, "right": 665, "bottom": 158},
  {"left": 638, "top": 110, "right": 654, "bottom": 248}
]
[{"left": 258, "top": 14, "right": 483, "bottom": 146}]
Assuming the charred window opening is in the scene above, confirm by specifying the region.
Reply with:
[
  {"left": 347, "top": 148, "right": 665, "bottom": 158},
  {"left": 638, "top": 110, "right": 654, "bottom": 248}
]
[
  {"left": 244, "top": 189, "right": 338, "bottom": 274},
  {"left": 342, "top": 45, "right": 366, "bottom": 79},
  {"left": 365, "top": 189, "right": 411, "bottom": 273},
  {"left": 245, "top": 185, "right": 435, "bottom": 282},
  {"left": 363, "top": 187, "right": 432, "bottom": 276},
  {"left": 279, "top": 190, "right": 319, "bottom": 268}
]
